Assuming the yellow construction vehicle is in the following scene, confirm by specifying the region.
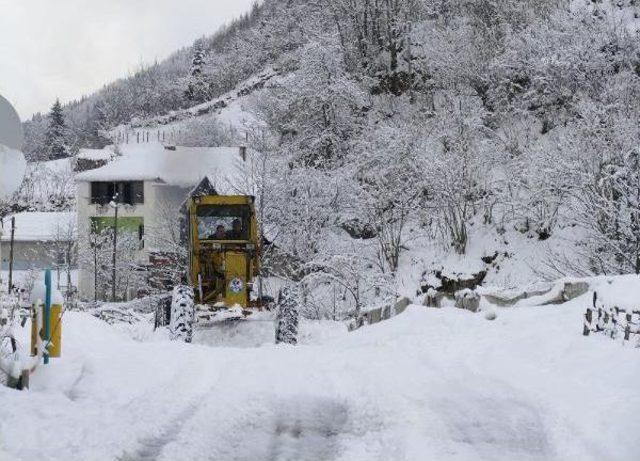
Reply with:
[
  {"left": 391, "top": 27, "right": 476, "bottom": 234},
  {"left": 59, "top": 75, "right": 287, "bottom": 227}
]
[
  {"left": 168, "top": 190, "right": 266, "bottom": 342},
  {"left": 167, "top": 179, "right": 298, "bottom": 344},
  {"left": 188, "top": 194, "right": 260, "bottom": 309}
]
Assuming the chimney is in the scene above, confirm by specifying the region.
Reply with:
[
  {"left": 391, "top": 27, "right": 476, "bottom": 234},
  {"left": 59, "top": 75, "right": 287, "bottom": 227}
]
[{"left": 239, "top": 145, "right": 247, "bottom": 162}]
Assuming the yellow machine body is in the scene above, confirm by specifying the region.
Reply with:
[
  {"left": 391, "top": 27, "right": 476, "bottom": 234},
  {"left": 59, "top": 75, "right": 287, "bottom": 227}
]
[{"left": 187, "top": 195, "right": 260, "bottom": 308}]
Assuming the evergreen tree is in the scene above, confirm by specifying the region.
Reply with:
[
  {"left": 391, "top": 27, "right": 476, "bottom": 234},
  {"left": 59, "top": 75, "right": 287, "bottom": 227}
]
[
  {"left": 44, "top": 99, "right": 69, "bottom": 160},
  {"left": 184, "top": 40, "right": 210, "bottom": 104}
]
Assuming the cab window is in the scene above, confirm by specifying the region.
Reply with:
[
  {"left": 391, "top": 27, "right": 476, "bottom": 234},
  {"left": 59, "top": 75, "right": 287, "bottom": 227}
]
[{"left": 197, "top": 205, "right": 250, "bottom": 240}]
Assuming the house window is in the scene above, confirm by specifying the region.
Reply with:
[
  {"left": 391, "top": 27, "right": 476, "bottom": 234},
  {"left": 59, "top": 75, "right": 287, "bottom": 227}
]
[{"left": 90, "top": 181, "right": 144, "bottom": 205}]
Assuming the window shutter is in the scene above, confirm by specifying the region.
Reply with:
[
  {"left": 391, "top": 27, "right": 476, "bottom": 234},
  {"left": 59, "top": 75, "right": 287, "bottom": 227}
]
[{"left": 133, "top": 182, "right": 144, "bottom": 204}]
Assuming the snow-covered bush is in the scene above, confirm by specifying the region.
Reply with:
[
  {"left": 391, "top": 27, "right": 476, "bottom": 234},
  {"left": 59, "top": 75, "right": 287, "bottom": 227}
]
[
  {"left": 78, "top": 225, "right": 145, "bottom": 302},
  {"left": 454, "top": 289, "right": 480, "bottom": 313},
  {"left": 8, "top": 159, "right": 75, "bottom": 213},
  {"left": 299, "top": 252, "right": 394, "bottom": 320},
  {"left": 172, "top": 116, "right": 237, "bottom": 147},
  {"left": 578, "top": 149, "right": 640, "bottom": 274}
]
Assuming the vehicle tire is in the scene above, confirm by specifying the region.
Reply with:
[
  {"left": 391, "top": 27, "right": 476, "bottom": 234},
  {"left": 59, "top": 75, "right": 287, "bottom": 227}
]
[
  {"left": 275, "top": 286, "right": 299, "bottom": 345},
  {"left": 154, "top": 293, "right": 172, "bottom": 330},
  {"left": 169, "top": 285, "right": 195, "bottom": 343}
]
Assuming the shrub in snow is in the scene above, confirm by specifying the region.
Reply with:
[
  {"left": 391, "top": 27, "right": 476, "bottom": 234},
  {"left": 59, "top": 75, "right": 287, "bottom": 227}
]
[
  {"left": 455, "top": 289, "right": 480, "bottom": 313},
  {"left": 421, "top": 268, "right": 486, "bottom": 295},
  {"left": 275, "top": 286, "right": 299, "bottom": 345},
  {"left": 423, "top": 288, "right": 443, "bottom": 308},
  {"left": 299, "top": 253, "right": 394, "bottom": 321}
]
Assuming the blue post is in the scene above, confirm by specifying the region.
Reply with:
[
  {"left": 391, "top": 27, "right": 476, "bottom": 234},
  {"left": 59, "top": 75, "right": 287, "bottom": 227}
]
[{"left": 44, "top": 269, "right": 52, "bottom": 365}]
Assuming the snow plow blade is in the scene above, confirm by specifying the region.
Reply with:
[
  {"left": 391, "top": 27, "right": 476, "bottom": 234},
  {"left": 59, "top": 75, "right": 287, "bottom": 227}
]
[{"left": 195, "top": 306, "right": 253, "bottom": 326}]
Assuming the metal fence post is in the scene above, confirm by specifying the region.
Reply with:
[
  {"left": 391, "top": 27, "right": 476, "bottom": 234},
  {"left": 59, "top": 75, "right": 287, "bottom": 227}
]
[{"left": 44, "top": 269, "right": 52, "bottom": 365}]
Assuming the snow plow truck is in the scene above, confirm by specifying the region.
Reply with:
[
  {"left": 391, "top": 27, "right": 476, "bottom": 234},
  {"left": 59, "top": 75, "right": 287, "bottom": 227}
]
[{"left": 168, "top": 189, "right": 297, "bottom": 344}]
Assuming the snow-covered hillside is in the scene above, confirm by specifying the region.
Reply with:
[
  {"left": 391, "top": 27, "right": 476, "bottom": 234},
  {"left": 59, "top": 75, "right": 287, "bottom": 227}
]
[
  {"left": 2, "top": 282, "right": 638, "bottom": 461},
  {"left": 5, "top": 2, "right": 640, "bottom": 458}
]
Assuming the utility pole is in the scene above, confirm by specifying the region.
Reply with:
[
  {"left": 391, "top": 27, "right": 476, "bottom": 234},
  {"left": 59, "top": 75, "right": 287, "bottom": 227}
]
[
  {"left": 94, "top": 238, "right": 98, "bottom": 303},
  {"left": 111, "top": 193, "right": 119, "bottom": 302},
  {"left": 8, "top": 217, "right": 15, "bottom": 294}
]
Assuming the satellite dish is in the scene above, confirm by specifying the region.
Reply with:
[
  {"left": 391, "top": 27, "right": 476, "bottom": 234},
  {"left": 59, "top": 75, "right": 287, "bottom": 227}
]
[
  {"left": 0, "top": 94, "right": 26, "bottom": 200},
  {"left": 0, "top": 94, "right": 23, "bottom": 150}
]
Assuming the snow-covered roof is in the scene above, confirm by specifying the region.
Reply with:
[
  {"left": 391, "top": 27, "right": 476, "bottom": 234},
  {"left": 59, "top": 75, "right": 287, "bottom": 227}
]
[
  {"left": 77, "top": 147, "right": 114, "bottom": 161},
  {"left": 33, "top": 157, "right": 74, "bottom": 174},
  {"left": 0, "top": 211, "right": 76, "bottom": 242},
  {"left": 75, "top": 143, "right": 251, "bottom": 190}
]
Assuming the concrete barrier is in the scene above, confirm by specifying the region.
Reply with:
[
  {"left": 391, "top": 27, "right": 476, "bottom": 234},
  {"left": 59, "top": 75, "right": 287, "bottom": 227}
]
[{"left": 349, "top": 297, "right": 411, "bottom": 332}]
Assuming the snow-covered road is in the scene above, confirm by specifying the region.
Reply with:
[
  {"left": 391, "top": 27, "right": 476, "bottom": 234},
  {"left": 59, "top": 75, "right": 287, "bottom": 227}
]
[{"left": 1, "top": 294, "right": 638, "bottom": 461}]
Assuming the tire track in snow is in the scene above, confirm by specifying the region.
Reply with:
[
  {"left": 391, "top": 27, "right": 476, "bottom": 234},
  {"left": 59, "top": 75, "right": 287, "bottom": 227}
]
[
  {"left": 117, "top": 394, "right": 209, "bottom": 461},
  {"left": 117, "top": 356, "right": 229, "bottom": 461}
]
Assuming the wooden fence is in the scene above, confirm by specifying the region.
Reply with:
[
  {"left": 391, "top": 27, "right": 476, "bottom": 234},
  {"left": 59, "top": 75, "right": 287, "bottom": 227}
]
[
  {"left": 583, "top": 292, "right": 640, "bottom": 345},
  {"left": 113, "top": 129, "right": 184, "bottom": 145}
]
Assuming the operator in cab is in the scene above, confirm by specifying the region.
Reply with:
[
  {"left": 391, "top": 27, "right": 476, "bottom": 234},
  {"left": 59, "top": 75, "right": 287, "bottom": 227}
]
[
  {"left": 226, "top": 219, "right": 243, "bottom": 239},
  {"left": 211, "top": 224, "right": 226, "bottom": 240}
]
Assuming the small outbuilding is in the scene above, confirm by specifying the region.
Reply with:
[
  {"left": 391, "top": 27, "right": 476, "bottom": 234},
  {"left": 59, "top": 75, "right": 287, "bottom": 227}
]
[{"left": 0, "top": 211, "right": 77, "bottom": 289}]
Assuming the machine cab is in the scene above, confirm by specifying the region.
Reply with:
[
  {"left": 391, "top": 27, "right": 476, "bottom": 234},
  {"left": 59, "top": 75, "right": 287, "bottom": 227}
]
[{"left": 188, "top": 195, "right": 260, "bottom": 307}]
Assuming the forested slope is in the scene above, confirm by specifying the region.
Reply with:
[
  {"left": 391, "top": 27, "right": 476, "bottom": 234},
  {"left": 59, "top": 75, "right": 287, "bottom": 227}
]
[{"left": 21, "top": 0, "right": 640, "bottom": 316}]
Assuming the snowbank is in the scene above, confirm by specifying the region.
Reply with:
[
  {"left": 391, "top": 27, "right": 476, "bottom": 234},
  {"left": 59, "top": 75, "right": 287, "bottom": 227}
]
[
  {"left": 589, "top": 274, "right": 640, "bottom": 312},
  {"left": 1, "top": 286, "right": 638, "bottom": 460}
]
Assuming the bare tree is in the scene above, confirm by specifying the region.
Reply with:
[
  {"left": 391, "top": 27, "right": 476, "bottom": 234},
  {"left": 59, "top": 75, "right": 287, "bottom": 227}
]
[{"left": 49, "top": 217, "right": 78, "bottom": 302}]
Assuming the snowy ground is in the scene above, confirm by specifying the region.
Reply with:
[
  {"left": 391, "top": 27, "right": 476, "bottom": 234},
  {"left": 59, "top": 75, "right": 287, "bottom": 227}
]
[{"left": 1, "top": 291, "right": 639, "bottom": 461}]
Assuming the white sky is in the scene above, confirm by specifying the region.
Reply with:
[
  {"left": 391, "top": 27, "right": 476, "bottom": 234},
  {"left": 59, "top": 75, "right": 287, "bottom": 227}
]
[{"left": 0, "top": 0, "right": 256, "bottom": 120}]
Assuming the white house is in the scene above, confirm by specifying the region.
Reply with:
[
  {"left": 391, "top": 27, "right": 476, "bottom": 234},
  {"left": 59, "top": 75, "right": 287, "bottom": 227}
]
[
  {"left": 74, "top": 142, "right": 253, "bottom": 300},
  {"left": 0, "top": 211, "right": 77, "bottom": 289}
]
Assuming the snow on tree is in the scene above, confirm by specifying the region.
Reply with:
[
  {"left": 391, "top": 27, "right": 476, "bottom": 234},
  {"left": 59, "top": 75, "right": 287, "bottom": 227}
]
[
  {"left": 184, "top": 40, "right": 211, "bottom": 104},
  {"left": 578, "top": 149, "right": 640, "bottom": 275},
  {"left": 78, "top": 221, "right": 145, "bottom": 302},
  {"left": 257, "top": 40, "right": 366, "bottom": 168},
  {"left": 353, "top": 112, "right": 426, "bottom": 272},
  {"left": 10, "top": 159, "right": 75, "bottom": 213},
  {"left": 15, "top": 0, "right": 640, "bottom": 292},
  {"left": 144, "top": 198, "right": 189, "bottom": 292},
  {"left": 300, "top": 252, "right": 394, "bottom": 320},
  {"left": 44, "top": 99, "right": 70, "bottom": 160},
  {"left": 48, "top": 217, "right": 78, "bottom": 302},
  {"left": 77, "top": 224, "right": 112, "bottom": 303}
]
